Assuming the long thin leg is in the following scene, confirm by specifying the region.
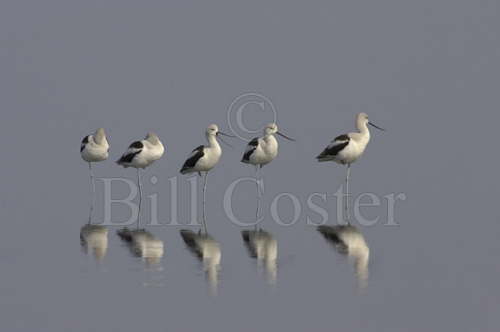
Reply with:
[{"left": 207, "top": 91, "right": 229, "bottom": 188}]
[
  {"left": 137, "top": 168, "right": 142, "bottom": 229},
  {"left": 202, "top": 172, "right": 208, "bottom": 234},
  {"left": 255, "top": 166, "right": 261, "bottom": 230},
  {"left": 345, "top": 164, "right": 351, "bottom": 223},
  {"left": 88, "top": 162, "right": 95, "bottom": 224}
]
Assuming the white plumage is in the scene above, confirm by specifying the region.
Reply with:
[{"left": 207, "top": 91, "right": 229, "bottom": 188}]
[
  {"left": 117, "top": 132, "right": 165, "bottom": 227},
  {"left": 316, "top": 113, "right": 383, "bottom": 165},
  {"left": 180, "top": 124, "right": 233, "bottom": 233},
  {"left": 241, "top": 123, "right": 294, "bottom": 167},
  {"left": 80, "top": 128, "right": 109, "bottom": 163},
  {"left": 180, "top": 124, "right": 228, "bottom": 175},
  {"left": 316, "top": 113, "right": 384, "bottom": 221},
  {"left": 80, "top": 128, "right": 109, "bottom": 223},
  {"left": 116, "top": 132, "right": 164, "bottom": 169},
  {"left": 241, "top": 123, "right": 295, "bottom": 226}
]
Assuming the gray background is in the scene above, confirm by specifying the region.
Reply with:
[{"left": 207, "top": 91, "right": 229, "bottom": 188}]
[{"left": 1, "top": 0, "right": 499, "bottom": 331}]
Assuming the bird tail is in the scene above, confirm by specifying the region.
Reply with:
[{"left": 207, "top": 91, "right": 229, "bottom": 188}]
[
  {"left": 116, "top": 157, "right": 129, "bottom": 167},
  {"left": 316, "top": 153, "right": 333, "bottom": 162}
]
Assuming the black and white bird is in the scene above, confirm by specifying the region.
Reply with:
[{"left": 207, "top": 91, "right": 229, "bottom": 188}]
[
  {"left": 316, "top": 113, "right": 384, "bottom": 221},
  {"left": 80, "top": 128, "right": 109, "bottom": 223},
  {"left": 81, "top": 128, "right": 109, "bottom": 163},
  {"left": 180, "top": 124, "right": 233, "bottom": 233},
  {"left": 240, "top": 123, "right": 295, "bottom": 225},
  {"left": 117, "top": 132, "right": 164, "bottom": 227},
  {"left": 116, "top": 132, "right": 164, "bottom": 169},
  {"left": 241, "top": 123, "right": 294, "bottom": 167}
]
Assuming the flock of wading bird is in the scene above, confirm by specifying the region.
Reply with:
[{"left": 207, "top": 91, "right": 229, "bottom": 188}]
[{"left": 79, "top": 112, "right": 385, "bottom": 290}]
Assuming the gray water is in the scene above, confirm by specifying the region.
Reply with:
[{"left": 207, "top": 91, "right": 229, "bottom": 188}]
[{"left": 1, "top": 1, "right": 499, "bottom": 331}]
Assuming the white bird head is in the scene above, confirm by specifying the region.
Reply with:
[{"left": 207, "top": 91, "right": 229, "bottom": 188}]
[
  {"left": 206, "top": 124, "right": 219, "bottom": 136},
  {"left": 357, "top": 112, "right": 369, "bottom": 125},
  {"left": 264, "top": 123, "right": 278, "bottom": 135},
  {"left": 265, "top": 123, "right": 295, "bottom": 141},
  {"left": 357, "top": 113, "right": 385, "bottom": 132},
  {"left": 206, "top": 124, "right": 234, "bottom": 147}
]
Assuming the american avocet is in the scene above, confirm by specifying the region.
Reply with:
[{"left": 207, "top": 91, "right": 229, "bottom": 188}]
[
  {"left": 116, "top": 132, "right": 164, "bottom": 227},
  {"left": 80, "top": 128, "right": 109, "bottom": 223},
  {"left": 241, "top": 123, "right": 295, "bottom": 225},
  {"left": 180, "top": 124, "right": 233, "bottom": 233},
  {"left": 180, "top": 229, "right": 221, "bottom": 296},
  {"left": 241, "top": 229, "right": 278, "bottom": 284},
  {"left": 317, "top": 225, "right": 369, "bottom": 289},
  {"left": 316, "top": 113, "right": 384, "bottom": 222}
]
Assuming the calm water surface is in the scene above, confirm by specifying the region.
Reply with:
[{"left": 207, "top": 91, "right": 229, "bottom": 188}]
[{"left": 1, "top": 1, "right": 499, "bottom": 331}]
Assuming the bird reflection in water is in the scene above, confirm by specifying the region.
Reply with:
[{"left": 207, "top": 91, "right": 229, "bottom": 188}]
[
  {"left": 117, "top": 228, "right": 164, "bottom": 267},
  {"left": 80, "top": 224, "right": 108, "bottom": 261},
  {"left": 317, "top": 225, "right": 369, "bottom": 289},
  {"left": 241, "top": 229, "right": 277, "bottom": 284},
  {"left": 180, "top": 230, "right": 221, "bottom": 296}
]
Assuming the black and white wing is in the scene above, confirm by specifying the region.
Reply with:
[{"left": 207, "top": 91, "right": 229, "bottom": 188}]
[
  {"left": 80, "top": 135, "right": 90, "bottom": 152},
  {"left": 241, "top": 137, "right": 259, "bottom": 163},
  {"left": 117, "top": 141, "right": 144, "bottom": 166},
  {"left": 180, "top": 145, "right": 205, "bottom": 174},
  {"left": 316, "top": 134, "right": 350, "bottom": 161}
]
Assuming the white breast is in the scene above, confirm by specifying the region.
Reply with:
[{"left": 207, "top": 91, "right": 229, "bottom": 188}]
[
  {"left": 336, "top": 134, "right": 370, "bottom": 164},
  {"left": 197, "top": 145, "right": 222, "bottom": 172},
  {"left": 82, "top": 137, "right": 109, "bottom": 162},
  {"left": 251, "top": 136, "right": 278, "bottom": 165},
  {"left": 137, "top": 141, "right": 164, "bottom": 168}
]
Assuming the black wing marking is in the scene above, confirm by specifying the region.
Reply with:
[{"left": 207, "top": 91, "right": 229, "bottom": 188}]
[
  {"left": 241, "top": 137, "right": 259, "bottom": 162},
  {"left": 129, "top": 141, "right": 144, "bottom": 149},
  {"left": 117, "top": 141, "right": 143, "bottom": 165},
  {"left": 316, "top": 134, "right": 350, "bottom": 160},
  {"left": 117, "top": 151, "right": 141, "bottom": 164},
  {"left": 80, "top": 135, "right": 89, "bottom": 152},
  {"left": 334, "top": 134, "right": 350, "bottom": 142},
  {"left": 180, "top": 145, "right": 205, "bottom": 174}
]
